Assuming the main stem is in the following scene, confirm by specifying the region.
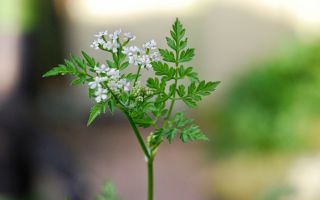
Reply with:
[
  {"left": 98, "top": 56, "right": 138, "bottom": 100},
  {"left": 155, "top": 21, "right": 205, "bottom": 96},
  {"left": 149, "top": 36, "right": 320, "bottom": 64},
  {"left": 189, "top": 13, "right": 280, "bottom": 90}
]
[{"left": 147, "top": 157, "right": 154, "bottom": 200}]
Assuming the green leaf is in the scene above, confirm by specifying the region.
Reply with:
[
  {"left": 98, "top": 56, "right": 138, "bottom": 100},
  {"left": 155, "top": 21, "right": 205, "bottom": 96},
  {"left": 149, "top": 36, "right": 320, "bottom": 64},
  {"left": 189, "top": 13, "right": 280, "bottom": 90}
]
[
  {"left": 179, "top": 48, "right": 195, "bottom": 62},
  {"left": 172, "top": 18, "right": 185, "bottom": 41},
  {"left": 125, "top": 73, "right": 139, "bottom": 81},
  {"left": 180, "top": 125, "right": 208, "bottom": 143},
  {"left": 169, "top": 83, "right": 176, "bottom": 96},
  {"left": 107, "top": 60, "right": 117, "bottom": 68},
  {"left": 159, "top": 49, "right": 175, "bottom": 63},
  {"left": 179, "top": 38, "right": 188, "bottom": 51},
  {"left": 152, "top": 62, "right": 175, "bottom": 80},
  {"left": 82, "top": 51, "right": 95, "bottom": 67},
  {"left": 134, "top": 116, "right": 154, "bottom": 128},
  {"left": 120, "top": 61, "right": 129, "bottom": 70},
  {"left": 196, "top": 81, "right": 220, "bottom": 96},
  {"left": 71, "top": 73, "right": 86, "bottom": 85},
  {"left": 42, "top": 65, "right": 69, "bottom": 77},
  {"left": 148, "top": 132, "right": 163, "bottom": 152},
  {"left": 174, "top": 112, "right": 193, "bottom": 128},
  {"left": 181, "top": 81, "right": 220, "bottom": 108},
  {"left": 177, "top": 85, "right": 186, "bottom": 97},
  {"left": 147, "top": 78, "right": 162, "bottom": 91},
  {"left": 107, "top": 99, "right": 115, "bottom": 114},
  {"left": 71, "top": 54, "right": 86, "bottom": 70},
  {"left": 87, "top": 103, "right": 106, "bottom": 126},
  {"left": 182, "top": 97, "right": 197, "bottom": 108},
  {"left": 155, "top": 128, "right": 178, "bottom": 144},
  {"left": 178, "top": 66, "right": 199, "bottom": 82},
  {"left": 166, "top": 37, "right": 176, "bottom": 50}
]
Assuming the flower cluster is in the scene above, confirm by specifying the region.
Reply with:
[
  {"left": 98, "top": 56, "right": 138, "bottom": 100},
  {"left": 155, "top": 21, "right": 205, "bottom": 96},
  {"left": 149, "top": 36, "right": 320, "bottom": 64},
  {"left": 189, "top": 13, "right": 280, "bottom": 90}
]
[
  {"left": 122, "top": 40, "right": 160, "bottom": 69},
  {"left": 131, "top": 82, "right": 153, "bottom": 103},
  {"left": 88, "top": 64, "right": 130, "bottom": 103},
  {"left": 88, "top": 29, "right": 160, "bottom": 103},
  {"left": 90, "top": 29, "right": 136, "bottom": 53}
]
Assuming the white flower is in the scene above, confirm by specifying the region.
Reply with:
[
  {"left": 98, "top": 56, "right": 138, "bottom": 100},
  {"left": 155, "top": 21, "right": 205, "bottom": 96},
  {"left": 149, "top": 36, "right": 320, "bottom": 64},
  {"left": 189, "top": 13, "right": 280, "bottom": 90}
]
[
  {"left": 88, "top": 77, "right": 102, "bottom": 89},
  {"left": 107, "top": 80, "right": 120, "bottom": 92},
  {"left": 106, "top": 68, "right": 120, "bottom": 79},
  {"left": 94, "top": 64, "right": 109, "bottom": 74},
  {"left": 139, "top": 55, "right": 152, "bottom": 69},
  {"left": 109, "top": 29, "right": 121, "bottom": 41},
  {"left": 124, "top": 83, "right": 130, "bottom": 92},
  {"left": 90, "top": 40, "right": 99, "bottom": 50},
  {"left": 143, "top": 39, "right": 157, "bottom": 50},
  {"left": 95, "top": 30, "right": 108, "bottom": 37},
  {"left": 124, "top": 32, "right": 136, "bottom": 41},
  {"left": 95, "top": 87, "right": 108, "bottom": 103},
  {"left": 150, "top": 51, "right": 160, "bottom": 62}
]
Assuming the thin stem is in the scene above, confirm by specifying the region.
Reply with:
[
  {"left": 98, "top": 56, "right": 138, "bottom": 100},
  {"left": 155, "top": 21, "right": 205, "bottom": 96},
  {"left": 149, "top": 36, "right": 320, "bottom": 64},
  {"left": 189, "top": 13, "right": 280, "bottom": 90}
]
[
  {"left": 163, "top": 47, "right": 180, "bottom": 126},
  {"left": 147, "top": 157, "right": 154, "bottom": 200},
  {"left": 123, "top": 110, "right": 150, "bottom": 159},
  {"left": 133, "top": 65, "right": 142, "bottom": 87},
  {"left": 104, "top": 84, "right": 149, "bottom": 159}
]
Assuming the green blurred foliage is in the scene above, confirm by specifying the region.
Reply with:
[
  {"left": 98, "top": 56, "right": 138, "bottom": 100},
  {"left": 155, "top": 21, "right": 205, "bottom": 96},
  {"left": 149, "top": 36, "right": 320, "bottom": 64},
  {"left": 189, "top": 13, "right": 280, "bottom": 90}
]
[
  {"left": 95, "top": 181, "right": 121, "bottom": 200},
  {"left": 212, "top": 41, "right": 320, "bottom": 155},
  {"left": 258, "top": 185, "right": 294, "bottom": 200}
]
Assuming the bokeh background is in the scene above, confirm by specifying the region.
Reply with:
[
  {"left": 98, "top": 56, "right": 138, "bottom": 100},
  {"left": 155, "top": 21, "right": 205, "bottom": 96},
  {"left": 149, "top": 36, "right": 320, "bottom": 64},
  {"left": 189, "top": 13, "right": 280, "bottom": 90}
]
[{"left": 1, "top": 0, "right": 320, "bottom": 199}]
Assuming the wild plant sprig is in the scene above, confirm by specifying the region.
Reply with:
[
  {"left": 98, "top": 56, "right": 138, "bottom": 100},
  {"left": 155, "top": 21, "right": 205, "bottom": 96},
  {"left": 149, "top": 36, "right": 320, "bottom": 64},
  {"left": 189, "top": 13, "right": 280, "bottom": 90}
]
[{"left": 43, "top": 18, "right": 220, "bottom": 200}]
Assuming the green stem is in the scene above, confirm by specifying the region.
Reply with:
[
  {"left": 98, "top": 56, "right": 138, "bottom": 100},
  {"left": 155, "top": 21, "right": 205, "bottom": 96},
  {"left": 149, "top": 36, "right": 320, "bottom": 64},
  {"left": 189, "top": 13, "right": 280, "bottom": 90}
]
[
  {"left": 133, "top": 65, "right": 142, "bottom": 87},
  {"left": 123, "top": 110, "right": 150, "bottom": 159},
  {"left": 105, "top": 84, "right": 149, "bottom": 159},
  {"left": 163, "top": 49, "right": 180, "bottom": 126},
  {"left": 147, "top": 157, "right": 154, "bottom": 200}
]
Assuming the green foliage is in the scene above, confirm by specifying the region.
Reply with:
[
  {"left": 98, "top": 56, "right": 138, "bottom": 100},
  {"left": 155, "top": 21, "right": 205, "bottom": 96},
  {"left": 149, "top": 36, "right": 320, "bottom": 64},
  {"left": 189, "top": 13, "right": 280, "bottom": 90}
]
[
  {"left": 212, "top": 42, "right": 320, "bottom": 155},
  {"left": 96, "top": 181, "right": 121, "bottom": 200},
  {"left": 42, "top": 64, "right": 69, "bottom": 77},
  {"left": 87, "top": 103, "right": 107, "bottom": 126},
  {"left": 152, "top": 113, "right": 208, "bottom": 144}
]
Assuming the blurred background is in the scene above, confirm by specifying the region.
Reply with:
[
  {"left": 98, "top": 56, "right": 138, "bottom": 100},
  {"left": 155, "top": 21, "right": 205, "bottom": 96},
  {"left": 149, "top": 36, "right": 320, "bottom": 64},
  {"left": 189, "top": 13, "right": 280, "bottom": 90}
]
[{"left": 1, "top": 0, "right": 320, "bottom": 199}]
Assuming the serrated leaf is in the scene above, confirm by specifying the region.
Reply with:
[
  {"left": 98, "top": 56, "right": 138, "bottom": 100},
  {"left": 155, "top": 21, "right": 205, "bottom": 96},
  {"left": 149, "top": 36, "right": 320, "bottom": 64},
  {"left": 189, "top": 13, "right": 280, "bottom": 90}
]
[
  {"left": 120, "top": 61, "right": 129, "bottom": 70},
  {"left": 179, "top": 38, "right": 188, "bottom": 51},
  {"left": 169, "top": 83, "right": 176, "bottom": 96},
  {"left": 152, "top": 62, "right": 175, "bottom": 80},
  {"left": 125, "top": 73, "right": 139, "bottom": 81},
  {"left": 71, "top": 54, "right": 86, "bottom": 70},
  {"left": 107, "top": 99, "right": 115, "bottom": 114},
  {"left": 134, "top": 116, "right": 153, "bottom": 128},
  {"left": 155, "top": 128, "right": 178, "bottom": 144},
  {"left": 180, "top": 125, "right": 208, "bottom": 143},
  {"left": 166, "top": 37, "right": 176, "bottom": 50},
  {"left": 181, "top": 81, "right": 220, "bottom": 108},
  {"left": 172, "top": 18, "right": 185, "bottom": 41},
  {"left": 82, "top": 51, "right": 95, "bottom": 67},
  {"left": 174, "top": 112, "right": 193, "bottom": 128},
  {"left": 107, "top": 60, "right": 117, "bottom": 68},
  {"left": 178, "top": 66, "right": 199, "bottom": 82},
  {"left": 159, "top": 49, "right": 175, "bottom": 63},
  {"left": 197, "top": 81, "right": 220, "bottom": 96},
  {"left": 182, "top": 97, "right": 197, "bottom": 108},
  {"left": 71, "top": 74, "right": 86, "bottom": 85},
  {"left": 177, "top": 85, "right": 186, "bottom": 97},
  {"left": 87, "top": 103, "right": 106, "bottom": 126},
  {"left": 179, "top": 48, "right": 195, "bottom": 62},
  {"left": 42, "top": 65, "right": 69, "bottom": 77},
  {"left": 147, "top": 78, "right": 161, "bottom": 91}
]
